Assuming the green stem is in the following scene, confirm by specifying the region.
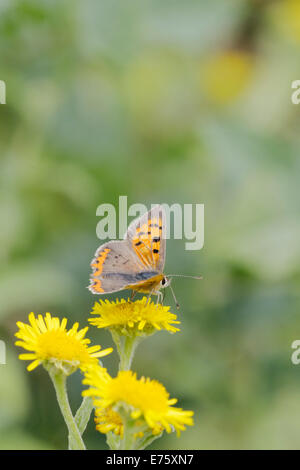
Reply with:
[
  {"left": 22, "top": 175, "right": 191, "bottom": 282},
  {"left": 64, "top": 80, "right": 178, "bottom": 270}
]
[
  {"left": 119, "top": 335, "right": 136, "bottom": 371},
  {"left": 135, "top": 430, "right": 162, "bottom": 450},
  {"left": 106, "top": 431, "right": 120, "bottom": 450},
  {"left": 68, "top": 396, "right": 94, "bottom": 450},
  {"left": 49, "top": 369, "right": 86, "bottom": 450},
  {"left": 119, "top": 408, "right": 133, "bottom": 450},
  {"left": 111, "top": 331, "right": 141, "bottom": 371},
  {"left": 74, "top": 396, "right": 93, "bottom": 435}
]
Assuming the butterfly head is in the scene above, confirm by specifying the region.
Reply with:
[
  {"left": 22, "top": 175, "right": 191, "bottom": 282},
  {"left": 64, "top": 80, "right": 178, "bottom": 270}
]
[{"left": 160, "top": 276, "right": 171, "bottom": 289}]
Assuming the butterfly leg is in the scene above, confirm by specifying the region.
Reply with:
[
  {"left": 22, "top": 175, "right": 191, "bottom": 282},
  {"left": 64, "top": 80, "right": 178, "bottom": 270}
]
[
  {"left": 146, "top": 289, "right": 154, "bottom": 305},
  {"left": 156, "top": 290, "right": 163, "bottom": 306},
  {"left": 130, "top": 290, "right": 137, "bottom": 302},
  {"left": 161, "top": 289, "right": 166, "bottom": 305}
]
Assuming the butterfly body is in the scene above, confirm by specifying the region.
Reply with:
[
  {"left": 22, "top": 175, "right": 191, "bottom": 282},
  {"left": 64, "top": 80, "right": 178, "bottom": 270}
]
[
  {"left": 126, "top": 273, "right": 165, "bottom": 294},
  {"left": 89, "top": 205, "right": 167, "bottom": 297}
]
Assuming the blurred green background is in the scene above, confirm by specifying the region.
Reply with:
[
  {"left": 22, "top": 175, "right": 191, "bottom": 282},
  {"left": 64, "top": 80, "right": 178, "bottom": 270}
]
[{"left": 1, "top": 0, "right": 300, "bottom": 450}]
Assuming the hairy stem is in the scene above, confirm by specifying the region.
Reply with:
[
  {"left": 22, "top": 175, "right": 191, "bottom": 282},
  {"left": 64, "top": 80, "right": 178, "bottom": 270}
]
[{"left": 49, "top": 369, "right": 86, "bottom": 450}]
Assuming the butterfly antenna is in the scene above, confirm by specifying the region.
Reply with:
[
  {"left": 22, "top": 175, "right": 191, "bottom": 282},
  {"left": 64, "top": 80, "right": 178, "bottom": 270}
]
[
  {"left": 169, "top": 283, "right": 180, "bottom": 310},
  {"left": 166, "top": 274, "right": 203, "bottom": 280}
]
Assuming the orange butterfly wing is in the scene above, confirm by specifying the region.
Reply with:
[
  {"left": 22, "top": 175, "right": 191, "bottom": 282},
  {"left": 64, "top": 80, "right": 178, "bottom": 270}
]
[
  {"left": 89, "top": 205, "right": 166, "bottom": 294},
  {"left": 125, "top": 205, "right": 166, "bottom": 272}
]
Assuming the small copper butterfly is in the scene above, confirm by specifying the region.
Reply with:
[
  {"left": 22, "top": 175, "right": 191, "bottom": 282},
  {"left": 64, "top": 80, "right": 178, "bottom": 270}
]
[{"left": 89, "top": 205, "right": 201, "bottom": 307}]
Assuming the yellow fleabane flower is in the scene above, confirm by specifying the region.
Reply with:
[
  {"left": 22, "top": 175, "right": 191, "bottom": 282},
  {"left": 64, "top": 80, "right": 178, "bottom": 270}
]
[
  {"left": 270, "top": 0, "right": 300, "bottom": 43},
  {"left": 15, "top": 312, "right": 113, "bottom": 374},
  {"left": 201, "top": 50, "right": 253, "bottom": 105},
  {"left": 89, "top": 297, "right": 180, "bottom": 336},
  {"left": 83, "top": 367, "right": 194, "bottom": 437},
  {"left": 95, "top": 406, "right": 124, "bottom": 437}
]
